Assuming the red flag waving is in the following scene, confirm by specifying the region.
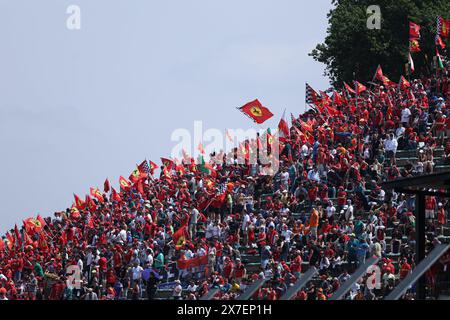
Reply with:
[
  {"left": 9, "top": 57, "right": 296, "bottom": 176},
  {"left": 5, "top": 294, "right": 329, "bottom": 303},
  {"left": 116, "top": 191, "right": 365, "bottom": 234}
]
[
  {"left": 355, "top": 81, "right": 367, "bottom": 94},
  {"left": 238, "top": 99, "right": 274, "bottom": 124},
  {"left": 129, "top": 168, "right": 142, "bottom": 183},
  {"left": 374, "top": 65, "right": 384, "bottom": 82},
  {"left": 149, "top": 161, "right": 158, "bottom": 175},
  {"left": 381, "top": 76, "right": 396, "bottom": 87},
  {"left": 161, "top": 157, "right": 174, "bottom": 169},
  {"left": 90, "top": 187, "right": 104, "bottom": 203},
  {"left": 344, "top": 82, "right": 356, "bottom": 95},
  {"left": 172, "top": 224, "right": 188, "bottom": 245},
  {"left": 320, "top": 91, "right": 332, "bottom": 106},
  {"left": 73, "top": 194, "right": 86, "bottom": 210},
  {"left": 6, "top": 232, "right": 15, "bottom": 250},
  {"left": 23, "top": 216, "right": 46, "bottom": 234},
  {"left": 119, "top": 176, "right": 131, "bottom": 189},
  {"left": 409, "top": 22, "right": 421, "bottom": 38},
  {"left": 104, "top": 178, "right": 110, "bottom": 193},
  {"left": 333, "top": 90, "right": 344, "bottom": 106},
  {"left": 410, "top": 38, "right": 421, "bottom": 53},
  {"left": 85, "top": 195, "right": 97, "bottom": 212},
  {"left": 111, "top": 188, "right": 122, "bottom": 202},
  {"left": 36, "top": 215, "right": 46, "bottom": 232},
  {"left": 438, "top": 17, "right": 450, "bottom": 38},
  {"left": 23, "top": 218, "right": 35, "bottom": 234},
  {"left": 399, "top": 76, "right": 410, "bottom": 91},
  {"left": 278, "top": 111, "right": 290, "bottom": 138}
]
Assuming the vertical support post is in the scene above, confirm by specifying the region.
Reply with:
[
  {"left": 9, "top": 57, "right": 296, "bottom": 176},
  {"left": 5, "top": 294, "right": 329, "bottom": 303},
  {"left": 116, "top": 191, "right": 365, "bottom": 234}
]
[{"left": 416, "top": 192, "right": 426, "bottom": 300}]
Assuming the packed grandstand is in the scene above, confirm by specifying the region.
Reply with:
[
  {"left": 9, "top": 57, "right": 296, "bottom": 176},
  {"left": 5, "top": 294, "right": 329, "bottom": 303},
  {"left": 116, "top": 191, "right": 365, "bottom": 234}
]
[{"left": 0, "top": 63, "right": 449, "bottom": 300}]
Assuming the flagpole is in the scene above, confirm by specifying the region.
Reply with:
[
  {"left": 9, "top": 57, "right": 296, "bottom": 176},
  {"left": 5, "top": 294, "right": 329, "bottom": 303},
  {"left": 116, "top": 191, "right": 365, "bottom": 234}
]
[{"left": 354, "top": 73, "right": 358, "bottom": 110}]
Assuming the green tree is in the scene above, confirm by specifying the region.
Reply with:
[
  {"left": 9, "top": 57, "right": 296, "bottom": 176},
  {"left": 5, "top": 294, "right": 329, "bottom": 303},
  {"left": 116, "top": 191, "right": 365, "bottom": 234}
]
[{"left": 310, "top": 0, "right": 449, "bottom": 86}]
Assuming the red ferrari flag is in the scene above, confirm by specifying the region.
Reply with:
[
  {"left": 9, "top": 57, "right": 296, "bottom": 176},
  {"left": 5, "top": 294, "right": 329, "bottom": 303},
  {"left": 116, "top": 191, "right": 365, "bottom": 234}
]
[
  {"left": 23, "top": 216, "right": 46, "bottom": 234},
  {"left": 36, "top": 215, "right": 46, "bottom": 232},
  {"left": 161, "top": 157, "right": 174, "bottom": 169},
  {"left": 410, "top": 38, "right": 421, "bottom": 53},
  {"left": 172, "top": 223, "right": 188, "bottom": 245},
  {"left": 23, "top": 218, "right": 35, "bottom": 234},
  {"left": 149, "top": 161, "right": 158, "bottom": 175},
  {"left": 111, "top": 188, "right": 122, "bottom": 202},
  {"left": 85, "top": 195, "right": 97, "bottom": 212},
  {"left": 332, "top": 90, "right": 344, "bottom": 106},
  {"left": 129, "top": 168, "right": 141, "bottom": 183},
  {"left": 399, "top": 76, "right": 411, "bottom": 91},
  {"left": 325, "top": 104, "right": 341, "bottom": 117},
  {"left": 437, "top": 16, "right": 450, "bottom": 38},
  {"left": 355, "top": 81, "right": 367, "bottom": 94},
  {"left": 320, "top": 91, "right": 332, "bottom": 106},
  {"left": 119, "top": 176, "right": 131, "bottom": 189},
  {"left": 381, "top": 76, "right": 396, "bottom": 87},
  {"left": 344, "top": 82, "right": 356, "bottom": 95},
  {"left": 104, "top": 178, "right": 110, "bottom": 193},
  {"left": 90, "top": 187, "right": 104, "bottom": 203},
  {"left": 409, "top": 22, "right": 421, "bottom": 38},
  {"left": 175, "top": 160, "right": 186, "bottom": 176},
  {"left": 374, "top": 65, "right": 384, "bottom": 82},
  {"left": 6, "top": 232, "right": 15, "bottom": 250},
  {"left": 238, "top": 99, "right": 274, "bottom": 124},
  {"left": 37, "top": 232, "right": 48, "bottom": 249},
  {"left": 73, "top": 194, "right": 86, "bottom": 210}
]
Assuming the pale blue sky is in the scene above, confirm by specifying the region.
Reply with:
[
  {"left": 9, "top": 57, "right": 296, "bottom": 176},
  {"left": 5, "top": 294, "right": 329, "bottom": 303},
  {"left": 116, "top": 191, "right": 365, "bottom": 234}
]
[{"left": 0, "top": 0, "right": 332, "bottom": 233}]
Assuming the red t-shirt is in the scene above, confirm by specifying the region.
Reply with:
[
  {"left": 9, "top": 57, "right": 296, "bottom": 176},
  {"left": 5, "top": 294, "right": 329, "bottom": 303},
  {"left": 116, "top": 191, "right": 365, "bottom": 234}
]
[{"left": 425, "top": 197, "right": 437, "bottom": 210}]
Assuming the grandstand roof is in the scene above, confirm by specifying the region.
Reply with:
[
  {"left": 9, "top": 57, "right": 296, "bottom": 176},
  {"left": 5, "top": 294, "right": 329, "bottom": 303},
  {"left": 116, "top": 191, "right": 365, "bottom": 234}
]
[{"left": 382, "top": 171, "right": 450, "bottom": 196}]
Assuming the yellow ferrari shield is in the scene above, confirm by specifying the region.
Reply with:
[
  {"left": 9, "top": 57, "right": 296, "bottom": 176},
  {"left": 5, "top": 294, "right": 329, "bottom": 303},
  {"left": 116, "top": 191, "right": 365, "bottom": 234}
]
[{"left": 250, "top": 106, "right": 262, "bottom": 117}]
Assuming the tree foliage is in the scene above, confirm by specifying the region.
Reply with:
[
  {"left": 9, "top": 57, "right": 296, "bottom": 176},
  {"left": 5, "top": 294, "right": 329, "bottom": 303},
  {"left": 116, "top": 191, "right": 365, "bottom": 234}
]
[{"left": 310, "top": 0, "right": 450, "bottom": 86}]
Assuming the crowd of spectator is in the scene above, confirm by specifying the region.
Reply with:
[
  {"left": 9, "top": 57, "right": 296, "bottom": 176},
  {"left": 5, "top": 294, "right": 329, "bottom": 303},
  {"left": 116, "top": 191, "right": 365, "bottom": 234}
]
[{"left": 1, "top": 65, "right": 449, "bottom": 301}]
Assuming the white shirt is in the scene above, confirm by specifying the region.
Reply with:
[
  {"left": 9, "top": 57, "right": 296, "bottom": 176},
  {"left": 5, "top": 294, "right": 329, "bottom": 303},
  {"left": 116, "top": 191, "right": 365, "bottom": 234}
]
[
  {"left": 281, "top": 229, "right": 293, "bottom": 243},
  {"left": 132, "top": 266, "right": 143, "bottom": 280},
  {"left": 401, "top": 108, "right": 411, "bottom": 123},
  {"left": 242, "top": 214, "right": 250, "bottom": 231},
  {"left": 119, "top": 229, "right": 127, "bottom": 243},
  {"left": 326, "top": 205, "right": 336, "bottom": 218},
  {"left": 384, "top": 138, "right": 398, "bottom": 152},
  {"left": 301, "top": 144, "right": 309, "bottom": 157},
  {"left": 307, "top": 169, "right": 320, "bottom": 182},
  {"left": 147, "top": 254, "right": 154, "bottom": 267},
  {"left": 281, "top": 172, "right": 289, "bottom": 184},
  {"left": 396, "top": 127, "right": 405, "bottom": 137}
]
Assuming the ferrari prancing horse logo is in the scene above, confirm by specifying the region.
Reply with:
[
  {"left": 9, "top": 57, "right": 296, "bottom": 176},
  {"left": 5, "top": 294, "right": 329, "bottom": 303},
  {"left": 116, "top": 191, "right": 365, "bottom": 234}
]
[{"left": 250, "top": 106, "right": 262, "bottom": 117}]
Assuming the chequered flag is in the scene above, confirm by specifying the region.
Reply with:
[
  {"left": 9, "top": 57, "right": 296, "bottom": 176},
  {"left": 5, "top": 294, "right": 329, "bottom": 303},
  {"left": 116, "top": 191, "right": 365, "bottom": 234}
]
[
  {"left": 306, "top": 83, "right": 319, "bottom": 105},
  {"left": 436, "top": 16, "right": 442, "bottom": 41},
  {"left": 138, "top": 160, "right": 150, "bottom": 174}
]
